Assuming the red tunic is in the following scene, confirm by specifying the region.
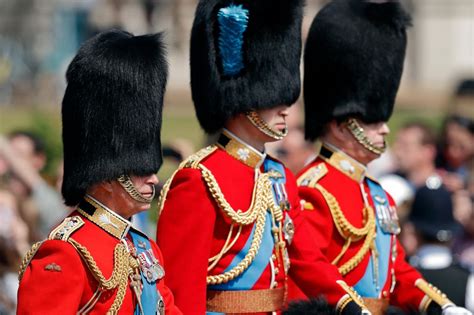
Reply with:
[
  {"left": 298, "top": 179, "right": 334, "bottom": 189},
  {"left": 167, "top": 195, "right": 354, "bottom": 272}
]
[
  {"left": 17, "top": 208, "right": 181, "bottom": 315},
  {"left": 295, "top": 151, "right": 426, "bottom": 311},
  {"left": 157, "top": 137, "right": 350, "bottom": 314}
]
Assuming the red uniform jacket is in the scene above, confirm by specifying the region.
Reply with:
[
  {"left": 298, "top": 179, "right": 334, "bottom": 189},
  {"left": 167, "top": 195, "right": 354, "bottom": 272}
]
[
  {"left": 295, "top": 145, "right": 427, "bottom": 311},
  {"left": 17, "top": 202, "right": 181, "bottom": 315},
  {"left": 157, "top": 133, "right": 351, "bottom": 315}
]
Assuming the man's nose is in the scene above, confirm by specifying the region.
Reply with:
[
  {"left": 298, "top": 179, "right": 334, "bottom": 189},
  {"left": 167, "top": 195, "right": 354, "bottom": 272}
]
[
  {"left": 147, "top": 174, "right": 159, "bottom": 185},
  {"left": 380, "top": 123, "right": 390, "bottom": 135}
]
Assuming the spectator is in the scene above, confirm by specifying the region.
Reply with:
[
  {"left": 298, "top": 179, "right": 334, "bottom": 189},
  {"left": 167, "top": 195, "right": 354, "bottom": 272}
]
[
  {"left": 391, "top": 122, "right": 439, "bottom": 190},
  {"left": 0, "top": 189, "right": 29, "bottom": 314},
  {"left": 436, "top": 115, "right": 474, "bottom": 192},
  {"left": 0, "top": 133, "right": 67, "bottom": 240},
  {"left": 409, "top": 185, "right": 473, "bottom": 312}
]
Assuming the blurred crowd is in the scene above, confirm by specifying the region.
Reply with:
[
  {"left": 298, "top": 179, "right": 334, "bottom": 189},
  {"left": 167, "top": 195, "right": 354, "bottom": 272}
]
[{"left": 1, "top": 78, "right": 472, "bottom": 313}]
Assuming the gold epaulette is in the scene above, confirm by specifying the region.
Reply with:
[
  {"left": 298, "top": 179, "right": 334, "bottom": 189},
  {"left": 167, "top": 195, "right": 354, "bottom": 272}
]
[
  {"left": 297, "top": 163, "right": 328, "bottom": 187},
  {"left": 49, "top": 216, "right": 85, "bottom": 241},
  {"left": 157, "top": 145, "right": 217, "bottom": 216},
  {"left": 19, "top": 216, "right": 85, "bottom": 281}
]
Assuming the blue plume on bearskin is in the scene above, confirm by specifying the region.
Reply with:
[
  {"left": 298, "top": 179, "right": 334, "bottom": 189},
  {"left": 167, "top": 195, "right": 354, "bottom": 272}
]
[{"left": 217, "top": 4, "right": 249, "bottom": 76}]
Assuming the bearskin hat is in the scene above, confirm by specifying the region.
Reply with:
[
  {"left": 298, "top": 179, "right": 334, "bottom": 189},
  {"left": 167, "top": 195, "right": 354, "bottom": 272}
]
[
  {"left": 61, "top": 29, "right": 168, "bottom": 206},
  {"left": 190, "top": 0, "right": 304, "bottom": 134},
  {"left": 304, "top": 0, "right": 411, "bottom": 140}
]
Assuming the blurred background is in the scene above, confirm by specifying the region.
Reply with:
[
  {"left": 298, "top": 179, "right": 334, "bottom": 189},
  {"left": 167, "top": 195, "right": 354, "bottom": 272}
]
[{"left": 0, "top": 0, "right": 472, "bottom": 313}]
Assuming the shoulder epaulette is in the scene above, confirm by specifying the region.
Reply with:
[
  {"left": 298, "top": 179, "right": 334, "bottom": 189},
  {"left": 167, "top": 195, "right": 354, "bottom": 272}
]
[
  {"left": 48, "top": 216, "right": 85, "bottom": 241},
  {"left": 158, "top": 145, "right": 217, "bottom": 215},
  {"left": 18, "top": 241, "right": 44, "bottom": 281},
  {"left": 181, "top": 145, "right": 217, "bottom": 169},
  {"left": 297, "top": 163, "right": 328, "bottom": 187}
]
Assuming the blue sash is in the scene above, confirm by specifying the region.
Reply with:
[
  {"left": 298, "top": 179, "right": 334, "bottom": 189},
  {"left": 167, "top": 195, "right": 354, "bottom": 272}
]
[
  {"left": 353, "top": 179, "right": 392, "bottom": 298},
  {"left": 206, "top": 159, "right": 286, "bottom": 314},
  {"left": 129, "top": 230, "right": 162, "bottom": 315}
]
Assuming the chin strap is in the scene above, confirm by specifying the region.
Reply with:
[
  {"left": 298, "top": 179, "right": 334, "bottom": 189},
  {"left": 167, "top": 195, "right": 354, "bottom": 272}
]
[
  {"left": 345, "top": 118, "right": 386, "bottom": 155},
  {"left": 117, "top": 175, "right": 155, "bottom": 204},
  {"left": 246, "top": 111, "right": 288, "bottom": 140}
]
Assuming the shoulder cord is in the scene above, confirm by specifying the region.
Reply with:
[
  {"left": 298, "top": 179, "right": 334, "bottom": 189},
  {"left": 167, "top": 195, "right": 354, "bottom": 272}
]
[
  {"left": 68, "top": 238, "right": 133, "bottom": 314},
  {"left": 315, "top": 184, "right": 376, "bottom": 276}
]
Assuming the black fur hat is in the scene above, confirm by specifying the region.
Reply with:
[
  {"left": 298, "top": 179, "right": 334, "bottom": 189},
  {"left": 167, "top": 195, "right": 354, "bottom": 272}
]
[
  {"left": 190, "top": 0, "right": 304, "bottom": 134},
  {"left": 61, "top": 29, "right": 168, "bottom": 206},
  {"left": 304, "top": 0, "right": 411, "bottom": 140}
]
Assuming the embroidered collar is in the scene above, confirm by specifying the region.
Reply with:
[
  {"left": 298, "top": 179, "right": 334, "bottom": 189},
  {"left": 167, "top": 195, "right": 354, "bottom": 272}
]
[
  {"left": 217, "top": 129, "right": 266, "bottom": 169},
  {"left": 317, "top": 141, "right": 367, "bottom": 183},
  {"left": 77, "top": 195, "right": 132, "bottom": 239}
]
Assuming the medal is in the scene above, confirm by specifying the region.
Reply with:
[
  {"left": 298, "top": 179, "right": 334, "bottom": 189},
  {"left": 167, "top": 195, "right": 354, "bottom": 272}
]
[
  {"left": 374, "top": 195, "right": 400, "bottom": 234},
  {"left": 138, "top": 249, "right": 165, "bottom": 283},
  {"left": 283, "top": 215, "right": 295, "bottom": 245}
]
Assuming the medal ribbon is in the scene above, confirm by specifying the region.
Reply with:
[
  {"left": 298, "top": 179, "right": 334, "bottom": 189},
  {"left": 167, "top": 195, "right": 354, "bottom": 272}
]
[
  {"left": 353, "top": 179, "right": 392, "bottom": 297},
  {"left": 129, "top": 229, "right": 162, "bottom": 315}
]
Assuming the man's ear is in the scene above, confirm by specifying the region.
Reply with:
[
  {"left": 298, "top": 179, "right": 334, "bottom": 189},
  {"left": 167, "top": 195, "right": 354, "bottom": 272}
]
[
  {"left": 328, "top": 120, "right": 348, "bottom": 142},
  {"left": 92, "top": 180, "right": 114, "bottom": 194}
]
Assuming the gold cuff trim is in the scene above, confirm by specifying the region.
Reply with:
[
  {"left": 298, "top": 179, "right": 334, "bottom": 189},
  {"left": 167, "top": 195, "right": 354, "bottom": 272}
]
[
  {"left": 415, "top": 279, "right": 454, "bottom": 310},
  {"left": 78, "top": 196, "right": 131, "bottom": 239},
  {"left": 336, "top": 280, "right": 367, "bottom": 310},
  {"left": 206, "top": 287, "right": 286, "bottom": 313}
]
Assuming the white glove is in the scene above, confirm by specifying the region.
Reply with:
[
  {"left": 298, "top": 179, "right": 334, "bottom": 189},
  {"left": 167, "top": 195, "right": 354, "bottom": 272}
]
[
  {"left": 442, "top": 305, "right": 473, "bottom": 315},
  {"left": 361, "top": 310, "right": 372, "bottom": 315}
]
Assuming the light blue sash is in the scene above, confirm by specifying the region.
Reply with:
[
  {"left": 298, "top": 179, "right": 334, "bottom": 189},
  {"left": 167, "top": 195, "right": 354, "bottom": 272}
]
[
  {"left": 129, "top": 230, "right": 161, "bottom": 315},
  {"left": 353, "top": 179, "right": 392, "bottom": 298},
  {"left": 206, "top": 158, "right": 286, "bottom": 314}
]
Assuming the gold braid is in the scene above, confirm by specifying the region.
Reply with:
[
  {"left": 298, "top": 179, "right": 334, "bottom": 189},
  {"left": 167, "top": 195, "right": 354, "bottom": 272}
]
[
  {"left": 157, "top": 144, "right": 284, "bottom": 285},
  {"left": 206, "top": 205, "right": 267, "bottom": 285},
  {"left": 315, "top": 184, "right": 376, "bottom": 276},
  {"left": 200, "top": 164, "right": 272, "bottom": 225},
  {"left": 68, "top": 238, "right": 131, "bottom": 313},
  {"left": 18, "top": 241, "right": 44, "bottom": 281},
  {"left": 157, "top": 145, "right": 218, "bottom": 217}
]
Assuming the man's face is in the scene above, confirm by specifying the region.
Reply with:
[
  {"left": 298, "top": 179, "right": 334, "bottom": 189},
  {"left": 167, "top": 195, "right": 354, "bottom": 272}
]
[
  {"left": 444, "top": 122, "right": 474, "bottom": 168},
  {"left": 255, "top": 105, "right": 289, "bottom": 142},
  {"left": 393, "top": 127, "right": 427, "bottom": 173},
  {"left": 9, "top": 135, "right": 46, "bottom": 171},
  {"left": 345, "top": 120, "right": 389, "bottom": 164},
  {"left": 110, "top": 174, "right": 159, "bottom": 218}
]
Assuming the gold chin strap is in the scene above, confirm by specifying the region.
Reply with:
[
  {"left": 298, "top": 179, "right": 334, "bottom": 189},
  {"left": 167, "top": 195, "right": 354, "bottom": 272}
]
[
  {"left": 346, "top": 118, "right": 386, "bottom": 155},
  {"left": 246, "top": 111, "right": 288, "bottom": 140},
  {"left": 117, "top": 175, "right": 155, "bottom": 204}
]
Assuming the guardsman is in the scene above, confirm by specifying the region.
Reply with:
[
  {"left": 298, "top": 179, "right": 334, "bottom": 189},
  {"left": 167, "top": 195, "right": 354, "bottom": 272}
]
[
  {"left": 156, "top": 1, "right": 372, "bottom": 314},
  {"left": 17, "top": 30, "right": 181, "bottom": 314},
  {"left": 295, "top": 1, "right": 473, "bottom": 315}
]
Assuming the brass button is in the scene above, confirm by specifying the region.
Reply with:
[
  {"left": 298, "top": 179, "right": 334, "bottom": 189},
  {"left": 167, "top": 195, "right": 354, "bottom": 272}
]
[{"left": 382, "top": 291, "right": 388, "bottom": 297}]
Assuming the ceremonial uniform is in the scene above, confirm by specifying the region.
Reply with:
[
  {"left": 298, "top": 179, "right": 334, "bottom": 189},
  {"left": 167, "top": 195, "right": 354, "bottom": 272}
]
[
  {"left": 157, "top": 132, "right": 360, "bottom": 314},
  {"left": 17, "top": 30, "right": 181, "bottom": 314},
  {"left": 296, "top": 143, "right": 426, "bottom": 313},
  {"left": 158, "top": 0, "right": 369, "bottom": 313},
  {"left": 299, "top": 1, "right": 471, "bottom": 313},
  {"left": 18, "top": 197, "right": 181, "bottom": 314}
]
